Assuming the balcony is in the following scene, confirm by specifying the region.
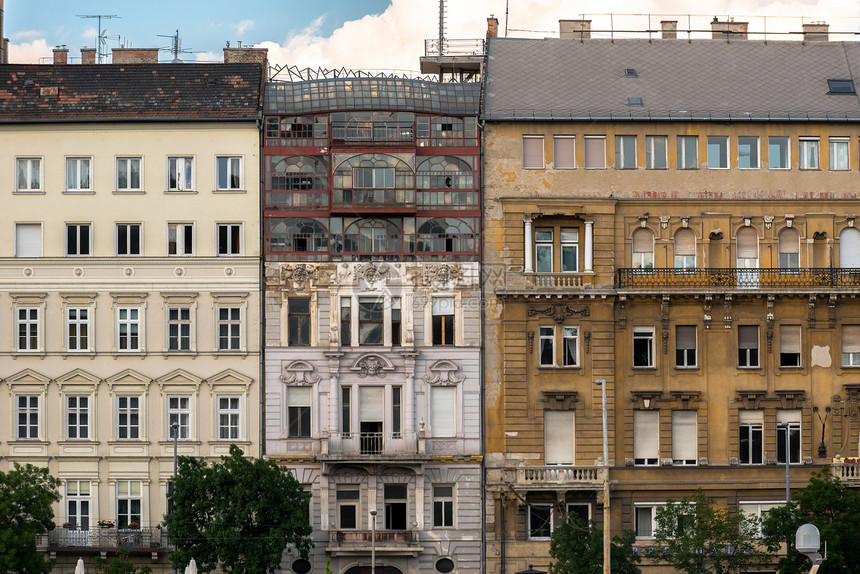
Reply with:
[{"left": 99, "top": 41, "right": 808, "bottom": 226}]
[
  {"left": 495, "top": 270, "right": 597, "bottom": 295},
  {"left": 47, "top": 527, "right": 165, "bottom": 552},
  {"left": 423, "top": 38, "right": 486, "bottom": 57},
  {"left": 832, "top": 461, "right": 860, "bottom": 485},
  {"left": 327, "top": 530, "right": 423, "bottom": 556},
  {"left": 319, "top": 431, "right": 430, "bottom": 464},
  {"left": 516, "top": 465, "right": 604, "bottom": 490},
  {"left": 617, "top": 267, "right": 860, "bottom": 293}
]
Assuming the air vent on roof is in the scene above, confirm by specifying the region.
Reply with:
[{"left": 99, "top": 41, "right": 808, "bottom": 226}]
[
  {"left": 827, "top": 79, "right": 855, "bottom": 94},
  {"left": 627, "top": 97, "right": 644, "bottom": 107},
  {"left": 24, "top": 79, "right": 35, "bottom": 87},
  {"left": 624, "top": 68, "right": 638, "bottom": 78}
]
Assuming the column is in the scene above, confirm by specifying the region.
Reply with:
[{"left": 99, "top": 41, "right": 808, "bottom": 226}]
[
  {"left": 524, "top": 216, "right": 534, "bottom": 272},
  {"left": 585, "top": 220, "right": 594, "bottom": 272}
]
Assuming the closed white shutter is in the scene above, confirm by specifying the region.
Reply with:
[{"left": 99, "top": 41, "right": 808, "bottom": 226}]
[
  {"left": 432, "top": 297, "right": 455, "bottom": 316},
  {"left": 738, "top": 325, "right": 758, "bottom": 349},
  {"left": 780, "top": 325, "right": 801, "bottom": 354},
  {"left": 739, "top": 410, "right": 764, "bottom": 424},
  {"left": 553, "top": 136, "right": 575, "bottom": 169},
  {"left": 584, "top": 136, "right": 606, "bottom": 169},
  {"left": 843, "top": 325, "right": 860, "bottom": 354},
  {"left": 16, "top": 223, "right": 42, "bottom": 257},
  {"left": 840, "top": 228, "right": 860, "bottom": 268},
  {"left": 672, "top": 411, "right": 697, "bottom": 462},
  {"left": 777, "top": 409, "right": 801, "bottom": 423},
  {"left": 359, "top": 387, "right": 384, "bottom": 422},
  {"left": 737, "top": 227, "right": 758, "bottom": 258},
  {"left": 676, "top": 326, "right": 696, "bottom": 350},
  {"left": 431, "top": 387, "right": 456, "bottom": 437},
  {"left": 522, "top": 136, "right": 544, "bottom": 169},
  {"left": 632, "top": 229, "right": 653, "bottom": 253},
  {"left": 674, "top": 229, "right": 696, "bottom": 256},
  {"left": 544, "top": 410, "right": 575, "bottom": 464},
  {"left": 778, "top": 228, "right": 799, "bottom": 254},
  {"left": 634, "top": 410, "right": 659, "bottom": 460},
  {"left": 287, "top": 387, "right": 311, "bottom": 407}
]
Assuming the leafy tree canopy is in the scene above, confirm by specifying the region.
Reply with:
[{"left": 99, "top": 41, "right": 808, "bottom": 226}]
[
  {"left": 95, "top": 548, "right": 152, "bottom": 574},
  {"left": 0, "top": 462, "right": 61, "bottom": 574},
  {"left": 165, "top": 444, "right": 312, "bottom": 574},
  {"left": 549, "top": 513, "right": 641, "bottom": 574}
]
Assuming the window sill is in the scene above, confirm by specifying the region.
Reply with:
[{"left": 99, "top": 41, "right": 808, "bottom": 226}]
[
  {"left": 108, "top": 440, "right": 149, "bottom": 445},
  {"left": 111, "top": 351, "right": 146, "bottom": 356},
  {"left": 674, "top": 366, "right": 698, "bottom": 370},
  {"left": 165, "top": 351, "right": 198, "bottom": 356},
  {"left": 63, "top": 190, "right": 95, "bottom": 195},
  {"left": 799, "top": 168, "right": 821, "bottom": 171},
  {"left": 527, "top": 536, "right": 552, "bottom": 541},
  {"left": 8, "top": 440, "right": 49, "bottom": 445},
  {"left": 632, "top": 366, "right": 657, "bottom": 370},
  {"left": 737, "top": 366, "right": 762, "bottom": 370},
  {"left": 706, "top": 167, "right": 729, "bottom": 170},
  {"left": 157, "top": 440, "right": 201, "bottom": 446},
  {"left": 165, "top": 189, "right": 198, "bottom": 194},
  {"left": 58, "top": 440, "right": 100, "bottom": 445},
  {"left": 779, "top": 366, "right": 803, "bottom": 370},
  {"left": 13, "top": 190, "right": 46, "bottom": 195},
  {"left": 213, "top": 189, "right": 247, "bottom": 194},
  {"left": 114, "top": 190, "right": 145, "bottom": 194},
  {"left": 13, "top": 351, "right": 46, "bottom": 357},
  {"left": 768, "top": 167, "right": 791, "bottom": 171},
  {"left": 538, "top": 365, "right": 581, "bottom": 370}
]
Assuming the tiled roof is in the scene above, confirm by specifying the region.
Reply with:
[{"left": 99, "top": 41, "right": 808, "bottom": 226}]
[
  {"left": 483, "top": 37, "right": 860, "bottom": 121},
  {"left": 0, "top": 63, "right": 263, "bottom": 121}
]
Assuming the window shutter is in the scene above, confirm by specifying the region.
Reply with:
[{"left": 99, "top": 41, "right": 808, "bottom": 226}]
[
  {"left": 676, "top": 326, "right": 696, "bottom": 349},
  {"left": 287, "top": 387, "right": 311, "bottom": 407},
  {"left": 672, "top": 411, "right": 697, "bottom": 461},
  {"left": 632, "top": 229, "right": 653, "bottom": 253},
  {"left": 779, "top": 228, "right": 800, "bottom": 254},
  {"left": 777, "top": 409, "right": 801, "bottom": 423},
  {"left": 738, "top": 325, "right": 758, "bottom": 349},
  {"left": 674, "top": 229, "right": 696, "bottom": 256},
  {"left": 523, "top": 137, "right": 544, "bottom": 169},
  {"left": 359, "top": 387, "right": 384, "bottom": 421},
  {"left": 544, "top": 410, "right": 575, "bottom": 464},
  {"left": 737, "top": 227, "right": 758, "bottom": 258},
  {"left": 432, "top": 297, "right": 454, "bottom": 316},
  {"left": 840, "top": 228, "right": 860, "bottom": 268},
  {"left": 843, "top": 325, "right": 860, "bottom": 354},
  {"left": 739, "top": 410, "right": 763, "bottom": 424},
  {"left": 584, "top": 137, "right": 605, "bottom": 169},
  {"left": 553, "top": 136, "right": 575, "bottom": 169},
  {"left": 16, "top": 224, "right": 41, "bottom": 257},
  {"left": 780, "top": 325, "right": 801, "bottom": 354},
  {"left": 634, "top": 410, "right": 659, "bottom": 459},
  {"left": 431, "top": 387, "right": 456, "bottom": 437}
]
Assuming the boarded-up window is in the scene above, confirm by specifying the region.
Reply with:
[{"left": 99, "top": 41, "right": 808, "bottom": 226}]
[
  {"left": 545, "top": 410, "right": 575, "bottom": 464},
  {"left": 15, "top": 223, "right": 41, "bottom": 257},
  {"left": 431, "top": 386, "right": 456, "bottom": 437}
]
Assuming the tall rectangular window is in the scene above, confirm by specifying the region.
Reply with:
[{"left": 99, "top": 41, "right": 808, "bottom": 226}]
[
  {"left": 17, "top": 307, "right": 39, "bottom": 351},
  {"left": 522, "top": 135, "right": 545, "bottom": 169},
  {"left": 675, "top": 325, "right": 697, "bottom": 368},
  {"left": 842, "top": 325, "right": 860, "bottom": 367},
  {"left": 645, "top": 135, "right": 667, "bottom": 169},
  {"left": 66, "top": 395, "right": 89, "bottom": 439},
  {"left": 16, "top": 157, "right": 42, "bottom": 191},
  {"left": 431, "top": 386, "right": 456, "bottom": 437},
  {"left": 167, "top": 308, "right": 191, "bottom": 352},
  {"left": 168, "top": 157, "right": 194, "bottom": 191},
  {"left": 432, "top": 297, "right": 455, "bottom": 346},
  {"left": 633, "top": 326, "right": 655, "bottom": 368},
  {"left": 391, "top": 297, "right": 402, "bottom": 346},
  {"left": 17, "top": 395, "right": 39, "bottom": 439},
  {"left": 340, "top": 298, "right": 352, "bottom": 346},
  {"left": 15, "top": 223, "right": 42, "bottom": 257},
  {"left": 635, "top": 506, "right": 657, "bottom": 538},
  {"left": 67, "top": 307, "right": 90, "bottom": 352},
  {"left": 634, "top": 410, "right": 659, "bottom": 466},
  {"left": 391, "top": 386, "right": 402, "bottom": 438},
  {"left": 66, "top": 223, "right": 91, "bottom": 256},
  {"left": 116, "top": 157, "right": 142, "bottom": 191},
  {"left": 167, "top": 223, "right": 194, "bottom": 256},
  {"left": 218, "top": 396, "right": 240, "bottom": 440},
  {"left": 739, "top": 410, "right": 763, "bottom": 464},
  {"left": 354, "top": 167, "right": 394, "bottom": 188},
  {"left": 534, "top": 228, "right": 553, "bottom": 273},
  {"left": 288, "top": 298, "right": 311, "bottom": 346},
  {"left": 66, "top": 480, "right": 91, "bottom": 530},
  {"left": 287, "top": 387, "right": 311, "bottom": 438},
  {"left": 217, "top": 223, "right": 242, "bottom": 255},
  {"left": 799, "top": 138, "right": 820, "bottom": 169},
  {"left": 677, "top": 136, "right": 698, "bottom": 169},
  {"left": 66, "top": 157, "right": 92, "bottom": 191},
  {"left": 738, "top": 325, "right": 760, "bottom": 367},
  {"left": 545, "top": 410, "right": 575, "bottom": 464},
  {"left": 117, "top": 396, "right": 140, "bottom": 440},
  {"left": 529, "top": 504, "right": 552, "bottom": 539},
  {"left": 217, "top": 156, "right": 243, "bottom": 190},
  {"left": 615, "top": 135, "right": 636, "bottom": 169},
  {"left": 539, "top": 326, "right": 555, "bottom": 367},
  {"left": 358, "top": 299, "right": 383, "bottom": 345},
  {"left": 560, "top": 228, "right": 579, "bottom": 272},
  {"left": 168, "top": 396, "right": 191, "bottom": 439},
  {"left": 672, "top": 411, "right": 697, "bottom": 465},
  {"left": 830, "top": 138, "right": 850, "bottom": 170},
  {"left": 117, "top": 307, "right": 140, "bottom": 351},
  {"left": 337, "top": 487, "right": 359, "bottom": 529},
  {"left": 777, "top": 410, "right": 801, "bottom": 464},
  {"left": 562, "top": 326, "right": 578, "bottom": 367},
  {"left": 341, "top": 386, "right": 351, "bottom": 437},
  {"left": 217, "top": 307, "right": 241, "bottom": 351},
  {"left": 707, "top": 136, "right": 728, "bottom": 169},
  {"left": 433, "top": 485, "right": 454, "bottom": 528},
  {"left": 768, "top": 136, "right": 790, "bottom": 169},
  {"left": 737, "top": 136, "right": 759, "bottom": 169},
  {"left": 553, "top": 135, "right": 575, "bottom": 169},
  {"left": 583, "top": 136, "right": 606, "bottom": 169},
  {"left": 779, "top": 325, "right": 802, "bottom": 367},
  {"left": 384, "top": 484, "right": 408, "bottom": 530},
  {"left": 116, "top": 223, "right": 141, "bottom": 256},
  {"left": 116, "top": 480, "right": 142, "bottom": 529}
]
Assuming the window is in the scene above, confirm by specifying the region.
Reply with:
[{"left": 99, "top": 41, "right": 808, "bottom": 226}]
[
  {"left": 768, "top": 136, "right": 790, "bottom": 169},
  {"left": 584, "top": 135, "right": 606, "bottom": 169},
  {"left": 116, "top": 480, "right": 142, "bottom": 529},
  {"left": 433, "top": 485, "right": 454, "bottom": 528},
  {"left": 17, "top": 307, "right": 40, "bottom": 351},
  {"left": 384, "top": 484, "right": 407, "bottom": 530},
  {"left": 674, "top": 229, "right": 696, "bottom": 269},
  {"left": 337, "top": 487, "right": 359, "bottom": 529},
  {"left": 168, "top": 157, "right": 194, "bottom": 191},
  {"left": 779, "top": 325, "right": 802, "bottom": 367},
  {"left": 553, "top": 135, "right": 575, "bottom": 169},
  {"left": 66, "top": 157, "right": 92, "bottom": 191},
  {"left": 830, "top": 138, "right": 849, "bottom": 170},
  {"left": 391, "top": 297, "right": 401, "bottom": 346},
  {"left": 738, "top": 325, "right": 760, "bottom": 368},
  {"left": 168, "top": 396, "right": 191, "bottom": 439},
  {"left": 672, "top": 411, "right": 697, "bottom": 465},
  {"left": 635, "top": 505, "right": 658, "bottom": 538},
  {"left": 66, "top": 480, "right": 91, "bottom": 530},
  {"left": 66, "top": 395, "right": 89, "bottom": 439},
  {"left": 534, "top": 228, "right": 553, "bottom": 273},
  {"left": 634, "top": 410, "right": 659, "bottom": 466},
  {"left": 646, "top": 135, "right": 667, "bottom": 169},
  {"left": 354, "top": 166, "right": 395, "bottom": 188},
  {"left": 841, "top": 227, "right": 860, "bottom": 268},
  {"left": 217, "top": 223, "right": 242, "bottom": 256},
  {"left": 545, "top": 410, "right": 575, "bottom": 464},
  {"left": 340, "top": 298, "right": 352, "bottom": 346},
  {"left": 392, "top": 386, "right": 402, "bottom": 438},
  {"left": 677, "top": 136, "right": 698, "bottom": 169},
  {"left": 633, "top": 326, "right": 655, "bottom": 368},
  {"left": 116, "top": 157, "right": 142, "bottom": 191},
  {"left": 341, "top": 386, "right": 351, "bottom": 437},
  {"left": 567, "top": 503, "right": 590, "bottom": 524},
  {"left": 738, "top": 136, "right": 759, "bottom": 169},
  {"left": 216, "top": 156, "right": 243, "bottom": 190},
  {"left": 432, "top": 297, "right": 455, "bottom": 346},
  {"left": 675, "top": 326, "right": 697, "bottom": 367},
  {"left": 217, "top": 307, "right": 241, "bottom": 351},
  {"left": 707, "top": 136, "right": 728, "bottom": 169},
  {"left": 167, "top": 223, "right": 194, "bottom": 256},
  {"left": 529, "top": 504, "right": 553, "bottom": 539},
  {"left": 539, "top": 326, "right": 555, "bottom": 366},
  {"left": 218, "top": 396, "right": 240, "bottom": 440},
  {"left": 66, "top": 223, "right": 92, "bottom": 256},
  {"left": 288, "top": 298, "right": 311, "bottom": 346},
  {"left": 66, "top": 307, "right": 90, "bottom": 352},
  {"left": 431, "top": 386, "right": 456, "bottom": 437},
  {"left": 736, "top": 227, "right": 759, "bottom": 269},
  {"left": 828, "top": 79, "right": 856, "bottom": 94},
  {"left": 16, "top": 157, "right": 41, "bottom": 191},
  {"left": 15, "top": 223, "right": 42, "bottom": 257},
  {"left": 167, "top": 308, "right": 191, "bottom": 351},
  {"left": 739, "top": 502, "right": 783, "bottom": 537},
  {"left": 778, "top": 228, "right": 800, "bottom": 269},
  {"left": 116, "top": 223, "right": 141, "bottom": 256},
  {"left": 615, "top": 135, "right": 636, "bottom": 169},
  {"left": 358, "top": 299, "right": 383, "bottom": 345},
  {"left": 632, "top": 229, "right": 654, "bottom": 269},
  {"left": 799, "top": 138, "right": 820, "bottom": 169},
  {"left": 16, "top": 395, "right": 39, "bottom": 439},
  {"left": 842, "top": 325, "right": 860, "bottom": 367},
  {"left": 287, "top": 387, "right": 311, "bottom": 438},
  {"left": 117, "top": 396, "right": 140, "bottom": 439},
  {"left": 777, "top": 410, "right": 801, "bottom": 464},
  {"left": 117, "top": 307, "right": 141, "bottom": 352},
  {"left": 561, "top": 228, "right": 579, "bottom": 272},
  {"left": 739, "top": 410, "right": 764, "bottom": 465},
  {"left": 562, "top": 326, "right": 578, "bottom": 367},
  {"left": 359, "top": 387, "right": 384, "bottom": 452},
  {"left": 523, "top": 135, "right": 545, "bottom": 169}
]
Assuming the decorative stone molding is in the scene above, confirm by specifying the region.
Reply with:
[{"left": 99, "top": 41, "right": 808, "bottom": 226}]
[
  {"left": 829, "top": 295, "right": 837, "bottom": 328},
  {"left": 155, "top": 369, "right": 203, "bottom": 396},
  {"left": 669, "top": 391, "right": 701, "bottom": 410},
  {"left": 424, "top": 359, "right": 464, "bottom": 386},
  {"left": 763, "top": 215, "right": 774, "bottom": 229},
  {"left": 661, "top": 330, "right": 669, "bottom": 355},
  {"left": 808, "top": 295, "right": 817, "bottom": 327},
  {"left": 736, "top": 390, "right": 766, "bottom": 410},
  {"left": 351, "top": 353, "right": 395, "bottom": 379},
  {"left": 542, "top": 390, "right": 578, "bottom": 411},
  {"left": 424, "top": 264, "right": 463, "bottom": 287},
  {"left": 526, "top": 332, "right": 535, "bottom": 354},
  {"left": 631, "top": 390, "right": 661, "bottom": 410},
  {"left": 527, "top": 302, "right": 590, "bottom": 323},
  {"left": 281, "top": 264, "right": 317, "bottom": 291},
  {"left": 358, "top": 263, "right": 390, "bottom": 285},
  {"left": 584, "top": 331, "right": 591, "bottom": 354},
  {"left": 281, "top": 360, "right": 321, "bottom": 385},
  {"left": 775, "top": 390, "right": 805, "bottom": 410},
  {"left": 723, "top": 295, "right": 733, "bottom": 329}
]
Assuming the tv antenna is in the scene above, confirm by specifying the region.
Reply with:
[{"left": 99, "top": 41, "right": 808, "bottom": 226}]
[
  {"left": 77, "top": 14, "right": 120, "bottom": 63},
  {"left": 157, "top": 30, "right": 194, "bottom": 62}
]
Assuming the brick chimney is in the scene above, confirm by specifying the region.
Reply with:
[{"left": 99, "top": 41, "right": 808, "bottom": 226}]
[
  {"left": 223, "top": 45, "right": 268, "bottom": 65},
  {"left": 81, "top": 48, "right": 96, "bottom": 64},
  {"left": 661, "top": 20, "right": 678, "bottom": 39},
  {"left": 53, "top": 47, "right": 68, "bottom": 65},
  {"left": 112, "top": 48, "right": 159, "bottom": 64},
  {"left": 559, "top": 19, "right": 591, "bottom": 39},
  {"left": 487, "top": 16, "right": 499, "bottom": 39},
  {"left": 711, "top": 17, "right": 748, "bottom": 40},
  {"left": 803, "top": 22, "right": 829, "bottom": 42}
]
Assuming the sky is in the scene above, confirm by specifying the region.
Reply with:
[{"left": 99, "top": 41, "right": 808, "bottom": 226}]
[{"left": 5, "top": 0, "right": 860, "bottom": 73}]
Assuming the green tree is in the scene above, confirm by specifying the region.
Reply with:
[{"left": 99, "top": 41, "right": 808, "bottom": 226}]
[
  {"left": 654, "top": 489, "right": 771, "bottom": 574},
  {"left": 762, "top": 470, "right": 860, "bottom": 573},
  {"left": 95, "top": 548, "right": 152, "bottom": 574},
  {"left": 165, "top": 444, "right": 312, "bottom": 574},
  {"left": 0, "top": 462, "right": 61, "bottom": 574},
  {"left": 549, "top": 513, "right": 641, "bottom": 574}
]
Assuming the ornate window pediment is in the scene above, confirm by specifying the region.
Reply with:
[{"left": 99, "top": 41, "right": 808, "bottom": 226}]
[
  {"left": 631, "top": 390, "right": 661, "bottom": 410},
  {"left": 542, "top": 390, "right": 578, "bottom": 411},
  {"left": 736, "top": 390, "right": 766, "bottom": 410},
  {"left": 775, "top": 390, "right": 805, "bottom": 410},
  {"left": 55, "top": 369, "right": 101, "bottom": 393},
  {"left": 351, "top": 353, "right": 395, "bottom": 379},
  {"left": 156, "top": 368, "right": 203, "bottom": 395},
  {"left": 281, "top": 360, "right": 320, "bottom": 385},
  {"left": 423, "top": 359, "right": 464, "bottom": 386}
]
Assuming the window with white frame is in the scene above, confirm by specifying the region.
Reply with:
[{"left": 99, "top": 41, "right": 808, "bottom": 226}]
[
  {"left": 433, "top": 485, "right": 455, "bottom": 528},
  {"left": 217, "top": 223, "right": 242, "bottom": 256},
  {"left": 738, "top": 136, "right": 760, "bottom": 169},
  {"left": 545, "top": 410, "right": 575, "bottom": 465},
  {"left": 117, "top": 307, "right": 141, "bottom": 352},
  {"left": 16, "top": 157, "right": 42, "bottom": 191},
  {"left": 768, "top": 136, "right": 790, "bottom": 169},
  {"left": 583, "top": 135, "right": 606, "bottom": 169},
  {"left": 675, "top": 325, "right": 697, "bottom": 368},
  {"left": 522, "top": 135, "right": 545, "bottom": 169},
  {"left": 534, "top": 228, "right": 553, "bottom": 273},
  {"left": 635, "top": 504, "right": 660, "bottom": 538},
  {"left": 66, "top": 157, "right": 92, "bottom": 191},
  {"left": 779, "top": 325, "right": 802, "bottom": 368},
  {"left": 66, "top": 223, "right": 91, "bottom": 256},
  {"left": 217, "top": 396, "right": 241, "bottom": 440},
  {"left": 66, "top": 395, "right": 89, "bottom": 439},
  {"left": 671, "top": 411, "right": 697, "bottom": 465},
  {"left": 829, "top": 137, "right": 849, "bottom": 170},
  {"left": 738, "top": 325, "right": 760, "bottom": 368},
  {"left": 431, "top": 297, "right": 455, "bottom": 346},
  {"left": 15, "top": 223, "right": 42, "bottom": 257},
  {"left": 431, "top": 386, "right": 456, "bottom": 437},
  {"left": 633, "top": 326, "right": 655, "bottom": 368},
  {"left": 168, "top": 396, "right": 191, "bottom": 439},
  {"left": 116, "top": 157, "right": 142, "bottom": 191},
  {"left": 560, "top": 228, "right": 579, "bottom": 272},
  {"left": 528, "top": 504, "right": 553, "bottom": 539},
  {"left": 843, "top": 325, "right": 860, "bottom": 367},
  {"left": 707, "top": 136, "right": 728, "bottom": 169},
  {"left": 634, "top": 410, "right": 659, "bottom": 466},
  {"left": 66, "top": 307, "right": 90, "bottom": 352},
  {"left": 615, "top": 135, "right": 636, "bottom": 169},
  {"left": 167, "top": 223, "right": 194, "bottom": 256},
  {"left": 645, "top": 135, "right": 667, "bottom": 169},
  {"left": 539, "top": 325, "right": 555, "bottom": 367},
  {"left": 116, "top": 480, "right": 142, "bottom": 528},
  {"left": 17, "top": 307, "right": 40, "bottom": 351},
  {"left": 337, "top": 487, "right": 360, "bottom": 529},
  {"left": 777, "top": 410, "right": 801, "bottom": 464},
  {"left": 562, "top": 326, "right": 578, "bottom": 367},
  {"left": 739, "top": 501, "right": 783, "bottom": 537},
  {"left": 739, "top": 410, "right": 764, "bottom": 465},
  {"left": 287, "top": 386, "right": 311, "bottom": 438},
  {"left": 778, "top": 228, "right": 800, "bottom": 269},
  {"left": 841, "top": 227, "right": 860, "bottom": 268},
  {"left": 116, "top": 223, "right": 141, "bottom": 256},
  {"left": 16, "top": 395, "right": 39, "bottom": 439},
  {"left": 553, "top": 135, "right": 575, "bottom": 169},
  {"left": 117, "top": 396, "right": 140, "bottom": 439},
  {"left": 799, "top": 138, "right": 820, "bottom": 169},
  {"left": 632, "top": 228, "right": 654, "bottom": 270},
  {"left": 167, "top": 307, "right": 192, "bottom": 352},
  {"left": 168, "top": 157, "right": 194, "bottom": 191},
  {"left": 674, "top": 228, "right": 696, "bottom": 269},
  {"left": 217, "top": 307, "right": 242, "bottom": 351},
  {"left": 216, "top": 156, "right": 243, "bottom": 190},
  {"left": 66, "top": 480, "right": 91, "bottom": 530},
  {"left": 677, "top": 136, "right": 698, "bottom": 169}
]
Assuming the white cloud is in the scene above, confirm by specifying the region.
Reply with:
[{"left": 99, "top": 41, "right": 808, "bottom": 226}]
[
  {"left": 81, "top": 26, "right": 97, "bottom": 41},
  {"left": 10, "top": 29, "right": 46, "bottom": 41},
  {"left": 236, "top": 19, "right": 255, "bottom": 36},
  {"left": 9, "top": 38, "right": 53, "bottom": 64}
]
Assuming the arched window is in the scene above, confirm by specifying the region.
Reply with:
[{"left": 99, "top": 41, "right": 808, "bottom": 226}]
[
  {"left": 416, "top": 156, "right": 474, "bottom": 189},
  {"left": 333, "top": 153, "right": 414, "bottom": 207},
  {"left": 778, "top": 228, "right": 800, "bottom": 268},
  {"left": 343, "top": 218, "right": 403, "bottom": 255},
  {"left": 632, "top": 228, "right": 654, "bottom": 269},
  {"left": 417, "top": 218, "right": 476, "bottom": 253},
  {"left": 736, "top": 227, "right": 759, "bottom": 268},
  {"left": 268, "top": 218, "right": 328, "bottom": 253},
  {"left": 841, "top": 227, "right": 860, "bottom": 268},
  {"left": 674, "top": 228, "right": 696, "bottom": 269},
  {"left": 266, "top": 156, "right": 329, "bottom": 208}
]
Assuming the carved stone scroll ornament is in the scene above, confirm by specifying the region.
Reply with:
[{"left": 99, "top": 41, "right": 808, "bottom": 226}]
[
  {"left": 423, "top": 360, "right": 465, "bottom": 385},
  {"left": 280, "top": 264, "right": 317, "bottom": 291},
  {"left": 425, "top": 264, "right": 463, "bottom": 286},
  {"left": 528, "top": 303, "right": 590, "bottom": 323},
  {"left": 358, "top": 263, "right": 390, "bottom": 284},
  {"left": 357, "top": 355, "right": 387, "bottom": 379},
  {"left": 280, "top": 360, "right": 321, "bottom": 385}
]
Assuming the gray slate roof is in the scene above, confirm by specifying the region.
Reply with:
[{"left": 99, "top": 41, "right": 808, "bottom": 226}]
[{"left": 483, "top": 37, "right": 860, "bottom": 121}]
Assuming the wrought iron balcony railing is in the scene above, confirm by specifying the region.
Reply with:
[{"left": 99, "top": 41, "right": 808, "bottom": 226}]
[
  {"left": 617, "top": 267, "right": 860, "bottom": 290},
  {"left": 47, "top": 527, "right": 165, "bottom": 551}
]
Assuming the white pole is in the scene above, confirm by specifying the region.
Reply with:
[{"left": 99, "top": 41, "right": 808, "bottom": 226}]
[
  {"left": 595, "top": 379, "right": 610, "bottom": 574},
  {"left": 370, "top": 508, "right": 377, "bottom": 573}
]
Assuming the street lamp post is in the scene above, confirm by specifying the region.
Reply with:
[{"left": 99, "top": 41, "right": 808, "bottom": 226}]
[
  {"left": 171, "top": 421, "right": 179, "bottom": 574},
  {"left": 370, "top": 508, "right": 377, "bottom": 574},
  {"left": 595, "top": 379, "right": 610, "bottom": 574}
]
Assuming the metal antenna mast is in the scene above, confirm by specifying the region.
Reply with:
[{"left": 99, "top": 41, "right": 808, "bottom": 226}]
[
  {"left": 76, "top": 14, "right": 119, "bottom": 63},
  {"left": 157, "top": 30, "right": 193, "bottom": 62},
  {"left": 438, "top": 0, "right": 446, "bottom": 55}
]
